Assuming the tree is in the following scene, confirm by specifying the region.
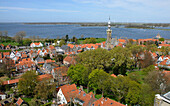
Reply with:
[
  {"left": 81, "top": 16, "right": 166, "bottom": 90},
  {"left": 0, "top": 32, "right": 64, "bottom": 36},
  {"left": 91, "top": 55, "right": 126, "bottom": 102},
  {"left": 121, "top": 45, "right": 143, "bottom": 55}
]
[
  {"left": 59, "top": 39, "right": 66, "bottom": 47},
  {"left": 144, "top": 70, "right": 170, "bottom": 95},
  {"left": 65, "top": 35, "right": 69, "bottom": 42},
  {"left": 77, "top": 48, "right": 111, "bottom": 71},
  {"left": 139, "top": 84, "right": 155, "bottom": 106},
  {"left": 0, "top": 31, "right": 2, "bottom": 42},
  {"left": 111, "top": 76, "right": 131, "bottom": 102},
  {"left": 83, "top": 38, "right": 97, "bottom": 44},
  {"left": 23, "top": 38, "right": 32, "bottom": 46},
  {"left": 0, "top": 59, "right": 15, "bottom": 78},
  {"left": 14, "top": 31, "right": 26, "bottom": 44},
  {"left": 4, "top": 31, "right": 8, "bottom": 42},
  {"left": 29, "top": 98, "right": 42, "bottom": 106},
  {"left": 125, "top": 80, "right": 141, "bottom": 105},
  {"left": 160, "top": 46, "right": 169, "bottom": 55},
  {"left": 127, "top": 72, "right": 141, "bottom": 83},
  {"left": 138, "top": 51, "right": 155, "bottom": 68},
  {"left": 145, "top": 44, "right": 157, "bottom": 52},
  {"left": 141, "top": 65, "right": 155, "bottom": 75},
  {"left": 128, "top": 44, "right": 144, "bottom": 68},
  {"left": 18, "top": 70, "right": 38, "bottom": 96},
  {"left": 110, "top": 47, "right": 134, "bottom": 75},
  {"left": 54, "top": 54, "right": 64, "bottom": 63},
  {"left": 88, "top": 69, "right": 110, "bottom": 96},
  {"left": 34, "top": 80, "right": 56, "bottom": 100},
  {"left": 67, "top": 64, "right": 87, "bottom": 85},
  {"left": 159, "top": 38, "right": 164, "bottom": 41}
]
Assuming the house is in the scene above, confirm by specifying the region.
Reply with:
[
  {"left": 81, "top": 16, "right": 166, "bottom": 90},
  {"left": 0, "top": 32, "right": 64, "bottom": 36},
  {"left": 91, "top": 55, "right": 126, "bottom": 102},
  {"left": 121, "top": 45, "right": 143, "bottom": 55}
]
[
  {"left": 43, "top": 63, "right": 54, "bottom": 74},
  {"left": 57, "top": 84, "right": 97, "bottom": 106},
  {"left": 0, "top": 44, "right": 4, "bottom": 50},
  {"left": 154, "top": 91, "right": 170, "bottom": 106},
  {"left": 52, "top": 66, "right": 68, "bottom": 83},
  {"left": 156, "top": 33, "right": 161, "bottom": 39},
  {"left": 6, "top": 44, "right": 11, "bottom": 50},
  {"left": 15, "top": 51, "right": 21, "bottom": 57},
  {"left": 16, "top": 58, "right": 35, "bottom": 71},
  {"left": 0, "top": 92, "right": 6, "bottom": 100},
  {"left": 158, "top": 44, "right": 170, "bottom": 48},
  {"left": 30, "top": 42, "right": 43, "bottom": 48},
  {"left": 57, "top": 84, "right": 77, "bottom": 104},
  {"left": 35, "top": 56, "right": 44, "bottom": 64},
  {"left": 0, "top": 53, "right": 3, "bottom": 63},
  {"left": 21, "top": 52, "right": 28, "bottom": 59},
  {"left": 55, "top": 47, "right": 64, "bottom": 54},
  {"left": 63, "top": 56, "right": 77, "bottom": 66},
  {"left": 73, "top": 90, "right": 96, "bottom": 106},
  {"left": 61, "top": 45, "right": 71, "bottom": 53},
  {"left": 91, "top": 97, "right": 125, "bottom": 106},
  {"left": 10, "top": 51, "right": 16, "bottom": 59},
  {"left": 158, "top": 59, "right": 170, "bottom": 69},
  {"left": 3, "top": 52, "right": 10, "bottom": 58},
  {"left": 138, "top": 39, "right": 158, "bottom": 45}
]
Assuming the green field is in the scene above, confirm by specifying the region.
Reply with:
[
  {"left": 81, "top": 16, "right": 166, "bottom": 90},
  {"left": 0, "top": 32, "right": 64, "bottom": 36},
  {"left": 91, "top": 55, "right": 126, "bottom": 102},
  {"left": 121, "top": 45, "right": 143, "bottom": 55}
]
[
  {"left": 77, "top": 38, "right": 106, "bottom": 44},
  {"left": 1, "top": 42, "right": 19, "bottom": 46},
  {"left": 22, "top": 97, "right": 33, "bottom": 103}
]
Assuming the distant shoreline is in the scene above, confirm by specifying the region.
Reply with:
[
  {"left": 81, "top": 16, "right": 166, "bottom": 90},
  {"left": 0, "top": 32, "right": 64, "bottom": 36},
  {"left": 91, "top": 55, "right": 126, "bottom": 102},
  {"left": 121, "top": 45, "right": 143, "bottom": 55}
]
[{"left": 23, "top": 22, "right": 170, "bottom": 30}]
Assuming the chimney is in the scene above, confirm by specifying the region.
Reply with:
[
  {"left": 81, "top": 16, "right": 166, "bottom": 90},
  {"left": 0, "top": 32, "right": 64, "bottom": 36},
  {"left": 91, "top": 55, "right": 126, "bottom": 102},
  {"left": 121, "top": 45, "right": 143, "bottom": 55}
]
[{"left": 8, "top": 80, "right": 9, "bottom": 84}]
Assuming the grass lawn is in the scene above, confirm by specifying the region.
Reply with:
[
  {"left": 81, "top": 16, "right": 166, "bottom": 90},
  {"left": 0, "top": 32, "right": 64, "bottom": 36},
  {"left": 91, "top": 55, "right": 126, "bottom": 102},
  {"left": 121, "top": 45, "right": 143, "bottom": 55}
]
[
  {"left": 41, "top": 102, "right": 52, "bottom": 106},
  {"left": 0, "top": 50, "right": 11, "bottom": 52},
  {"left": 22, "top": 97, "right": 33, "bottom": 103},
  {"left": 1, "top": 42, "right": 19, "bottom": 46},
  {"left": 77, "top": 38, "right": 106, "bottom": 44}
]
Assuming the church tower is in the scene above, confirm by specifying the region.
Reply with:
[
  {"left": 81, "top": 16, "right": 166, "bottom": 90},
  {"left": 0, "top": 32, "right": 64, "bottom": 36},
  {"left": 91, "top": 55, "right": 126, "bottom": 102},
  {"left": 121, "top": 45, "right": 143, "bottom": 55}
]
[{"left": 106, "top": 17, "right": 112, "bottom": 49}]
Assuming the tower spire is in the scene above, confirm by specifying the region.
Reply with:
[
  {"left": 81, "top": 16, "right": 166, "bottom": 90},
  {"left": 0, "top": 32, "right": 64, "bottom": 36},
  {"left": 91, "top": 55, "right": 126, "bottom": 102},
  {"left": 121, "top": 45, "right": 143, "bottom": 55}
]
[{"left": 108, "top": 16, "right": 111, "bottom": 29}]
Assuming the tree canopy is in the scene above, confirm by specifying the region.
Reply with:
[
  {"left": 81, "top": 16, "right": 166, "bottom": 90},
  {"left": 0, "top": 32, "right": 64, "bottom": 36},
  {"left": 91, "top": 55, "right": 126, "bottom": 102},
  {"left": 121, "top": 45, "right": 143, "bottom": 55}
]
[
  {"left": 18, "top": 70, "right": 38, "bottom": 96},
  {"left": 78, "top": 48, "right": 111, "bottom": 70}
]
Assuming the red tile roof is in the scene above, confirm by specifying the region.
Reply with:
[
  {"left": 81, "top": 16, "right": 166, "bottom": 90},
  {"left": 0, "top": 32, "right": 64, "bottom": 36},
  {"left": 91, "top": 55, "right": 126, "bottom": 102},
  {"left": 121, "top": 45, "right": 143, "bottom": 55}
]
[
  {"left": 16, "top": 97, "right": 23, "bottom": 106},
  {"left": 111, "top": 74, "right": 117, "bottom": 78},
  {"left": 38, "top": 74, "right": 53, "bottom": 81},
  {"left": 118, "top": 39, "right": 126, "bottom": 43},
  {"left": 3, "top": 52, "right": 10, "bottom": 56},
  {"left": 63, "top": 56, "right": 77, "bottom": 65},
  {"left": 68, "top": 44, "right": 75, "bottom": 48},
  {"left": 3, "top": 79, "right": 19, "bottom": 85},
  {"left": 60, "top": 84, "right": 77, "bottom": 102},
  {"left": 0, "top": 44, "right": 4, "bottom": 47},
  {"left": 45, "top": 59, "right": 55, "bottom": 63},
  {"left": 3, "top": 74, "right": 53, "bottom": 85},
  {"left": 53, "top": 66, "right": 68, "bottom": 76},
  {"left": 159, "top": 44, "right": 170, "bottom": 47},
  {"left": 159, "top": 59, "right": 169, "bottom": 66},
  {"left": 92, "top": 97, "right": 125, "bottom": 106},
  {"left": 49, "top": 45, "right": 55, "bottom": 50}
]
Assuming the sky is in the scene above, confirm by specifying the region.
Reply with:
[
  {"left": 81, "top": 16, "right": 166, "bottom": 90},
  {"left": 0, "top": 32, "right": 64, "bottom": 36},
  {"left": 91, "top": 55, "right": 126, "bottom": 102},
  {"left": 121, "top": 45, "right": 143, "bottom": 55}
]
[{"left": 0, "top": 0, "right": 170, "bottom": 23}]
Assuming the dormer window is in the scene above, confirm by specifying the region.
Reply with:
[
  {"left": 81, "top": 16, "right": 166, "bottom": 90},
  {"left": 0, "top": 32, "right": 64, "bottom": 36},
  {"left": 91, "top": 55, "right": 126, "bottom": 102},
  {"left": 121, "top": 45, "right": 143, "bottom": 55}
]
[{"left": 83, "top": 93, "right": 86, "bottom": 96}]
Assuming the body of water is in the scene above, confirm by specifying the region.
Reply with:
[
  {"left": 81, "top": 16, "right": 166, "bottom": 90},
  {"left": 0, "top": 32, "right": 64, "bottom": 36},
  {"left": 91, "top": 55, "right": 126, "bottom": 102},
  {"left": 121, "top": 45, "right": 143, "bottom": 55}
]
[{"left": 0, "top": 23, "right": 170, "bottom": 39}]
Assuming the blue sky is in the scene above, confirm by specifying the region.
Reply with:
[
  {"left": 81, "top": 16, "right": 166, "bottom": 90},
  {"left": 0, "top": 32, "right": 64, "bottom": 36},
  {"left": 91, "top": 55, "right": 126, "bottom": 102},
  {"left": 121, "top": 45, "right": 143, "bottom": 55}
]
[{"left": 0, "top": 0, "right": 170, "bottom": 23}]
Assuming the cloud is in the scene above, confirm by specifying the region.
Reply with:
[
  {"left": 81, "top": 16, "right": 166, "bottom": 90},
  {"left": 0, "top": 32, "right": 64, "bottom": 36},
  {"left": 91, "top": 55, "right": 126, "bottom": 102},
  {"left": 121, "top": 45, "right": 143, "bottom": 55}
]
[
  {"left": 0, "top": 6, "right": 79, "bottom": 12},
  {"left": 72, "top": 0, "right": 170, "bottom": 11}
]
